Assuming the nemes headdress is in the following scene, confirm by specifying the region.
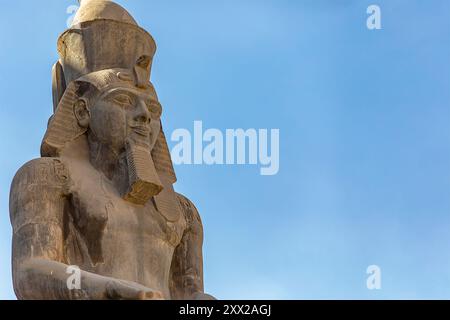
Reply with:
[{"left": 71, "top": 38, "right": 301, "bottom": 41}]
[{"left": 41, "top": 0, "right": 180, "bottom": 221}]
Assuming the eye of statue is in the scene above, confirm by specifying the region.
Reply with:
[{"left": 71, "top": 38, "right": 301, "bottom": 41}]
[
  {"left": 112, "top": 93, "right": 134, "bottom": 107},
  {"left": 147, "top": 100, "right": 162, "bottom": 119}
]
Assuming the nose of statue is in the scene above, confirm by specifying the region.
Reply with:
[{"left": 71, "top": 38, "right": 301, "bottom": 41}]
[{"left": 133, "top": 100, "right": 151, "bottom": 124}]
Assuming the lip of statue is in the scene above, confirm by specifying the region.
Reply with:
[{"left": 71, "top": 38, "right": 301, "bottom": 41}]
[{"left": 130, "top": 125, "right": 150, "bottom": 137}]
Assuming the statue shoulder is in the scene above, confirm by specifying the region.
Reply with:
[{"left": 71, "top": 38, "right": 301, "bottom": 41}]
[
  {"left": 175, "top": 193, "right": 203, "bottom": 232},
  {"left": 10, "top": 157, "right": 71, "bottom": 226},
  {"left": 11, "top": 157, "right": 71, "bottom": 196}
]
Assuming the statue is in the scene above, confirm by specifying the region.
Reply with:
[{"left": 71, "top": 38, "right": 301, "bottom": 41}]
[{"left": 9, "top": 0, "right": 214, "bottom": 300}]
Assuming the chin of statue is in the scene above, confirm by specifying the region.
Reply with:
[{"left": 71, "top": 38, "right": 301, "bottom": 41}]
[{"left": 122, "top": 135, "right": 163, "bottom": 205}]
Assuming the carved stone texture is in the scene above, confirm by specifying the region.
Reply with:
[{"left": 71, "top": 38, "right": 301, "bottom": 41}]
[{"left": 9, "top": 0, "right": 214, "bottom": 300}]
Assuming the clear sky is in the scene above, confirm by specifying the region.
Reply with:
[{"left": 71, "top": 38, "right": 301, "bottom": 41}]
[{"left": 1, "top": 0, "right": 450, "bottom": 299}]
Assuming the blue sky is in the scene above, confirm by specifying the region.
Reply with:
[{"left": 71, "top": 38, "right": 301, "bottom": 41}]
[{"left": 1, "top": 0, "right": 450, "bottom": 299}]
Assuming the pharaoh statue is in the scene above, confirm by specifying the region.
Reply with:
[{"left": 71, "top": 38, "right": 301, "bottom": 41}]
[{"left": 9, "top": 0, "right": 214, "bottom": 300}]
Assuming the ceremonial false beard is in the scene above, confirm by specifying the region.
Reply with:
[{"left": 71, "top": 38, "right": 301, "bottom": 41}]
[{"left": 122, "top": 137, "right": 163, "bottom": 205}]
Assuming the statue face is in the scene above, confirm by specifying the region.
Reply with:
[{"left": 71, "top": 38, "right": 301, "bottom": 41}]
[
  {"left": 83, "top": 86, "right": 162, "bottom": 153},
  {"left": 73, "top": 83, "right": 164, "bottom": 203}
]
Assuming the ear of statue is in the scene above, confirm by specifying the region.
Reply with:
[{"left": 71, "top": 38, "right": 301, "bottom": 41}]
[{"left": 74, "top": 99, "right": 90, "bottom": 128}]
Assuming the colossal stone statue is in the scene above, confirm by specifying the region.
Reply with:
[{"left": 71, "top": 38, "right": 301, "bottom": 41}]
[{"left": 9, "top": 0, "right": 214, "bottom": 300}]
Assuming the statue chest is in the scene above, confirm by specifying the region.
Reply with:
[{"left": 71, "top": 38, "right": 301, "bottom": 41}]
[{"left": 66, "top": 171, "right": 186, "bottom": 274}]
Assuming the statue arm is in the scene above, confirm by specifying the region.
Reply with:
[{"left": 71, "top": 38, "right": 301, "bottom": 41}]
[
  {"left": 170, "top": 194, "right": 215, "bottom": 300},
  {"left": 10, "top": 158, "right": 110, "bottom": 299},
  {"left": 10, "top": 158, "right": 162, "bottom": 300}
]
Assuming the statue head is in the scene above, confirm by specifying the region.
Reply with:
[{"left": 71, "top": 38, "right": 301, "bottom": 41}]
[
  {"left": 41, "top": 0, "right": 181, "bottom": 221},
  {"left": 73, "top": 69, "right": 162, "bottom": 153}
]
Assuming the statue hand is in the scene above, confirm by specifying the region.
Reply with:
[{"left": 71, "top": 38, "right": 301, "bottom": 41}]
[{"left": 105, "top": 279, "right": 164, "bottom": 300}]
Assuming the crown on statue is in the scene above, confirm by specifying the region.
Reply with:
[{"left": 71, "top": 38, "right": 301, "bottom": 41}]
[{"left": 57, "top": 0, "right": 156, "bottom": 87}]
